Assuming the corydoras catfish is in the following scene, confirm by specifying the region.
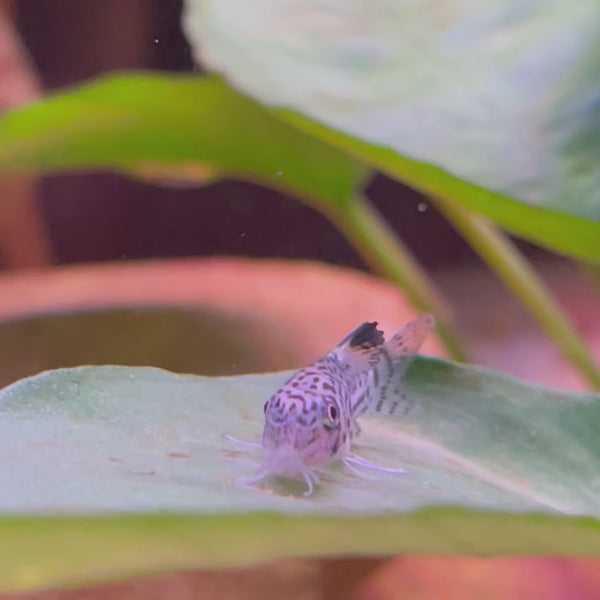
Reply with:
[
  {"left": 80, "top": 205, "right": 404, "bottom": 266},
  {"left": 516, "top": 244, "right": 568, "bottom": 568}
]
[{"left": 229, "top": 314, "right": 434, "bottom": 495}]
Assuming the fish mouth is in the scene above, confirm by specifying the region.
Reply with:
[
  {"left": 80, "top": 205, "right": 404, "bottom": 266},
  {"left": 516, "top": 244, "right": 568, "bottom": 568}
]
[
  {"left": 244, "top": 444, "right": 320, "bottom": 496},
  {"left": 261, "top": 444, "right": 309, "bottom": 479}
]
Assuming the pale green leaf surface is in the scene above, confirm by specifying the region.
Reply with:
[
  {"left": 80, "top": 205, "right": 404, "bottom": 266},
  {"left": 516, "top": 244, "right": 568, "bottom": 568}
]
[
  {"left": 183, "top": 0, "right": 600, "bottom": 259},
  {"left": 0, "top": 362, "right": 557, "bottom": 514},
  {"left": 2, "top": 360, "right": 600, "bottom": 590}
]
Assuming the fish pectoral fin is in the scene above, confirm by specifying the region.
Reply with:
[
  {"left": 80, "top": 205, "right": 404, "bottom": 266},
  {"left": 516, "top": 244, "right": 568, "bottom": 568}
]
[{"left": 345, "top": 452, "right": 409, "bottom": 475}]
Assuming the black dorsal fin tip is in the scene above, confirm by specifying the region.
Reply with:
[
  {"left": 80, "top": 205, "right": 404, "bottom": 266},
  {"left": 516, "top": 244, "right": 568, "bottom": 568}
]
[{"left": 348, "top": 321, "right": 385, "bottom": 349}]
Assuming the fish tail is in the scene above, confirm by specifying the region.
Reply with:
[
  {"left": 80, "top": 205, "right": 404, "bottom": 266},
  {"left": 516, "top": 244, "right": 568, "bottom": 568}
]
[{"left": 385, "top": 313, "right": 434, "bottom": 358}]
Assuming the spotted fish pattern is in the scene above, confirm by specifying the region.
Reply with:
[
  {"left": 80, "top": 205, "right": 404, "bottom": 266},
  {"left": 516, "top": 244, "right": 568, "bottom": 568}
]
[{"left": 241, "top": 314, "right": 434, "bottom": 495}]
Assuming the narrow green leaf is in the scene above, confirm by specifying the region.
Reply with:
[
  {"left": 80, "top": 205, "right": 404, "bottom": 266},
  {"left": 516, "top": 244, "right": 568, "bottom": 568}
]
[{"left": 277, "top": 111, "right": 600, "bottom": 263}]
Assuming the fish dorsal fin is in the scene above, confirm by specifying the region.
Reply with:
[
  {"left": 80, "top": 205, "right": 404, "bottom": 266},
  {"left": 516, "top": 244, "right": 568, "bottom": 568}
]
[
  {"left": 353, "top": 314, "right": 434, "bottom": 417},
  {"left": 334, "top": 321, "right": 385, "bottom": 371}
]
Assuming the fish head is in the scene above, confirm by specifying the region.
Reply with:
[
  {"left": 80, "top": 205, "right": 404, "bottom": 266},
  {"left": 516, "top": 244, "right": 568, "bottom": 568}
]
[{"left": 261, "top": 388, "right": 345, "bottom": 473}]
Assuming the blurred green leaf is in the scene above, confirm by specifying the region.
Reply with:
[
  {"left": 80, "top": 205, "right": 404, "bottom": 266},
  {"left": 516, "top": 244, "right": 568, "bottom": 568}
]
[
  {"left": 182, "top": 0, "right": 600, "bottom": 261},
  {"left": 0, "top": 74, "right": 367, "bottom": 207},
  {"left": 2, "top": 361, "right": 600, "bottom": 591},
  {"left": 0, "top": 72, "right": 469, "bottom": 357}
]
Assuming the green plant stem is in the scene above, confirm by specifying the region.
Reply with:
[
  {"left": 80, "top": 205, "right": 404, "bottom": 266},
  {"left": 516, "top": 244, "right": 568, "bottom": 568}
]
[
  {"left": 580, "top": 262, "right": 600, "bottom": 298},
  {"left": 431, "top": 196, "right": 600, "bottom": 390},
  {"left": 329, "top": 194, "right": 468, "bottom": 361}
]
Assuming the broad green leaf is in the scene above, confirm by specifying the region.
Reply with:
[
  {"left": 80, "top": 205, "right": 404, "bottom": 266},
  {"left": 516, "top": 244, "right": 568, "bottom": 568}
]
[
  {"left": 182, "top": 0, "right": 600, "bottom": 261},
  {"left": 0, "top": 74, "right": 366, "bottom": 208},
  {"left": 2, "top": 360, "right": 600, "bottom": 591}
]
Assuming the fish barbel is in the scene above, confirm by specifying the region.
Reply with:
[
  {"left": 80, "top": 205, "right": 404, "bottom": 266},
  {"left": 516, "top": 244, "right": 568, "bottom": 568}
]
[{"left": 230, "top": 314, "right": 434, "bottom": 495}]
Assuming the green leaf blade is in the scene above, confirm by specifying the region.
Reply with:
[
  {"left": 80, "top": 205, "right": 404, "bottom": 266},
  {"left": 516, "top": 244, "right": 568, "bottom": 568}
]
[
  {"left": 2, "top": 361, "right": 600, "bottom": 591},
  {"left": 0, "top": 73, "right": 367, "bottom": 208},
  {"left": 295, "top": 119, "right": 600, "bottom": 262},
  {"left": 2, "top": 363, "right": 560, "bottom": 515}
]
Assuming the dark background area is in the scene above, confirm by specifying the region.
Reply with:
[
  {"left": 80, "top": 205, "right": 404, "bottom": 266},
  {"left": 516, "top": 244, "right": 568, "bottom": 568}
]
[{"left": 15, "top": 0, "right": 516, "bottom": 271}]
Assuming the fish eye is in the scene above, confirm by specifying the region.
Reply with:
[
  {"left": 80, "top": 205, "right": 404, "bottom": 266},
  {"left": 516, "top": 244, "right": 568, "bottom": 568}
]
[{"left": 327, "top": 405, "right": 339, "bottom": 421}]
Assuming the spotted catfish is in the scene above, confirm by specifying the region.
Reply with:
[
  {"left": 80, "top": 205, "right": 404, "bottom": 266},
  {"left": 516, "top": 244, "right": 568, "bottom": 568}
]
[{"left": 231, "top": 314, "right": 434, "bottom": 495}]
